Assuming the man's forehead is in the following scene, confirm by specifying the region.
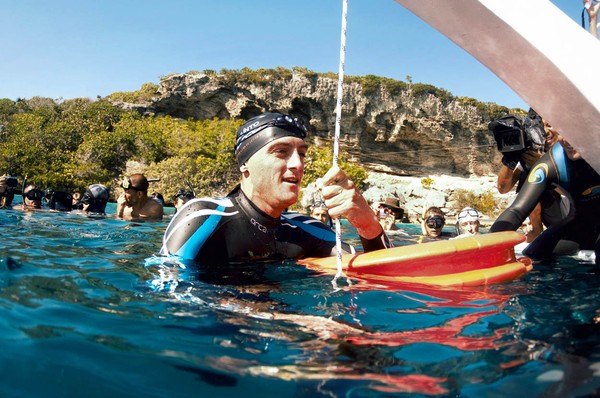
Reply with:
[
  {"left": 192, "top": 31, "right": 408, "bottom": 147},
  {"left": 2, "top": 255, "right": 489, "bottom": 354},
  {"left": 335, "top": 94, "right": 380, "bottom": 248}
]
[{"left": 266, "top": 136, "right": 308, "bottom": 149}]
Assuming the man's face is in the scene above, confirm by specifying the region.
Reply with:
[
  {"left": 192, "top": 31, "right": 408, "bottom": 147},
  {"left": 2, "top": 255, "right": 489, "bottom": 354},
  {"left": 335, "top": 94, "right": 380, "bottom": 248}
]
[
  {"left": 543, "top": 121, "right": 559, "bottom": 151},
  {"left": 123, "top": 188, "right": 141, "bottom": 206},
  {"left": 245, "top": 136, "right": 307, "bottom": 216},
  {"left": 311, "top": 207, "right": 330, "bottom": 224}
]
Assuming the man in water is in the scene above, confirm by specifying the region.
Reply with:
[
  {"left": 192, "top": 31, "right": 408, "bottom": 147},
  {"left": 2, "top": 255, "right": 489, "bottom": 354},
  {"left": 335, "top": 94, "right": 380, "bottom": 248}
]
[
  {"left": 161, "top": 112, "right": 390, "bottom": 265},
  {"left": 490, "top": 134, "right": 600, "bottom": 264},
  {"left": 116, "top": 174, "right": 163, "bottom": 220}
]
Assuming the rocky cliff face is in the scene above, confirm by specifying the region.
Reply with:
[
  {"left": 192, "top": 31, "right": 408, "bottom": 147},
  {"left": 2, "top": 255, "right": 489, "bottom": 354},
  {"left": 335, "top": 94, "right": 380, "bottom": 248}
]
[{"left": 120, "top": 69, "right": 504, "bottom": 178}]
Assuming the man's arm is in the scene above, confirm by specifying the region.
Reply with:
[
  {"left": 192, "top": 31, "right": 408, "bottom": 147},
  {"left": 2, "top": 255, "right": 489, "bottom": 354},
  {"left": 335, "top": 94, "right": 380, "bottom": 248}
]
[
  {"left": 116, "top": 194, "right": 126, "bottom": 219},
  {"left": 320, "top": 166, "right": 391, "bottom": 251},
  {"left": 497, "top": 164, "right": 521, "bottom": 194}
]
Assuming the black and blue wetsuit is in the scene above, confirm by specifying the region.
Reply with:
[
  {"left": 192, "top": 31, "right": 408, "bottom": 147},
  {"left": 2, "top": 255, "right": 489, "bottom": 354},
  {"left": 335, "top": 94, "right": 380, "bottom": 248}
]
[
  {"left": 490, "top": 143, "right": 600, "bottom": 261},
  {"left": 160, "top": 185, "right": 391, "bottom": 266}
]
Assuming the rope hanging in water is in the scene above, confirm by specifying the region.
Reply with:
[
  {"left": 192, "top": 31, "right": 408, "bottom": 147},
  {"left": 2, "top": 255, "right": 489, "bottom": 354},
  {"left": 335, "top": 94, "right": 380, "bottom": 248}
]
[{"left": 332, "top": 0, "right": 348, "bottom": 283}]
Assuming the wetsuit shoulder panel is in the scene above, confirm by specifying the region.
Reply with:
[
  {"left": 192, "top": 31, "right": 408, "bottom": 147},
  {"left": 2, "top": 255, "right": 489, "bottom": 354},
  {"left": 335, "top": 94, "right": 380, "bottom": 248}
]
[{"left": 160, "top": 197, "right": 237, "bottom": 260}]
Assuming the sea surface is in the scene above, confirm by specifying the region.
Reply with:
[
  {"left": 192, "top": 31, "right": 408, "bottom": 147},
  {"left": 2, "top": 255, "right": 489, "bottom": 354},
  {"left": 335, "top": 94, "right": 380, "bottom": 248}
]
[{"left": 2, "top": 202, "right": 600, "bottom": 397}]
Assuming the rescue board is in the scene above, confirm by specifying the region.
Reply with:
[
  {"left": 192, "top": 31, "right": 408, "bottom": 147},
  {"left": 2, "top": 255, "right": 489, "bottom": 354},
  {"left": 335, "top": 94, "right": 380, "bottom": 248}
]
[
  {"left": 298, "top": 231, "right": 532, "bottom": 287},
  {"left": 394, "top": 0, "right": 600, "bottom": 174}
]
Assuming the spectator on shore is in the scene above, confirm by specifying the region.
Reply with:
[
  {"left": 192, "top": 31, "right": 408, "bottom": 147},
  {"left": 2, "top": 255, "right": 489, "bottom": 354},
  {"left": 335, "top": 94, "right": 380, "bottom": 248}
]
[{"left": 116, "top": 174, "right": 163, "bottom": 221}]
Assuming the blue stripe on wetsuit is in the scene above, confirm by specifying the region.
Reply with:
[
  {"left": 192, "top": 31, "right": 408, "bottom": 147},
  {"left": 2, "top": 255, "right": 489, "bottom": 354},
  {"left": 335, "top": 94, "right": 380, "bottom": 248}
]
[
  {"left": 283, "top": 216, "right": 337, "bottom": 242},
  {"left": 552, "top": 143, "right": 570, "bottom": 192},
  {"left": 176, "top": 206, "right": 225, "bottom": 260}
]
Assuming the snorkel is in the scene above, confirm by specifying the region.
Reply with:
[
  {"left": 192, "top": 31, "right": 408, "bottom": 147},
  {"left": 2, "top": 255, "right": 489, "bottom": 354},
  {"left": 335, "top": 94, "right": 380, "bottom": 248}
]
[
  {"left": 21, "top": 175, "right": 27, "bottom": 205},
  {"left": 185, "top": 180, "right": 196, "bottom": 198}
]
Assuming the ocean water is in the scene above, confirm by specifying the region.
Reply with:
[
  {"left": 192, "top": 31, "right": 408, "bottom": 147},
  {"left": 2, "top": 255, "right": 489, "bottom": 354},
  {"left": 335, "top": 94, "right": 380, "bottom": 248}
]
[{"left": 2, "top": 203, "right": 600, "bottom": 397}]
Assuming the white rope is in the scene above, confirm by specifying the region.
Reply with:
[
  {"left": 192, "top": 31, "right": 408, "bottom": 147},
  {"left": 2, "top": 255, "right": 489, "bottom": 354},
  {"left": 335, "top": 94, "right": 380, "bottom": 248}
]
[{"left": 332, "top": 0, "right": 348, "bottom": 284}]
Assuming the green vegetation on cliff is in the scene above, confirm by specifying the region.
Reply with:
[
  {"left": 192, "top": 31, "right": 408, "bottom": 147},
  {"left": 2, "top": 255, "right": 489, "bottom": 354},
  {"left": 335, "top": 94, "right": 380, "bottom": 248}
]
[
  {"left": 0, "top": 67, "right": 520, "bottom": 205},
  {"left": 0, "top": 95, "right": 365, "bottom": 204}
]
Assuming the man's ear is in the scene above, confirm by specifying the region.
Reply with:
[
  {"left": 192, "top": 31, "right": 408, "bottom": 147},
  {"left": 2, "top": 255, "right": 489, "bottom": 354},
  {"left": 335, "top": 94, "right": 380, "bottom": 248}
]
[{"left": 240, "top": 163, "right": 249, "bottom": 174}]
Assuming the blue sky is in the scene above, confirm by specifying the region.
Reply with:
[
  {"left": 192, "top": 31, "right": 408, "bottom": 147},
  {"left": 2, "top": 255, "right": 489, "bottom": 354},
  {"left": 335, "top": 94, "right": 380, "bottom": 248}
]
[{"left": 0, "top": 0, "right": 585, "bottom": 109}]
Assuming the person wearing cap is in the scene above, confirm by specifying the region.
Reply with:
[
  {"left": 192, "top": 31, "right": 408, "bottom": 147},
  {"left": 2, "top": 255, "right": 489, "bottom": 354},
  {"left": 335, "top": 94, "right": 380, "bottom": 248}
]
[
  {"left": 455, "top": 207, "right": 481, "bottom": 236},
  {"left": 116, "top": 173, "right": 163, "bottom": 220},
  {"left": 0, "top": 175, "right": 18, "bottom": 209},
  {"left": 161, "top": 112, "right": 391, "bottom": 266},
  {"left": 21, "top": 184, "right": 44, "bottom": 210},
  {"left": 377, "top": 197, "right": 404, "bottom": 232},
  {"left": 80, "top": 184, "right": 110, "bottom": 215}
]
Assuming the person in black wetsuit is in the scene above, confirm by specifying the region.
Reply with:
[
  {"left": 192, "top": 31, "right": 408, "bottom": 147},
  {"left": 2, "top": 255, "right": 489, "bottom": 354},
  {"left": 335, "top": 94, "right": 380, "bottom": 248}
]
[
  {"left": 160, "top": 112, "right": 391, "bottom": 266},
  {"left": 44, "top": 188, "right": 73, "bottom": 211},
  {"left": 490, "top": 135, "right": 600, "bottom": 263},
  {"left": 80, "top": 184, "right": 109, "bottom": 215}
]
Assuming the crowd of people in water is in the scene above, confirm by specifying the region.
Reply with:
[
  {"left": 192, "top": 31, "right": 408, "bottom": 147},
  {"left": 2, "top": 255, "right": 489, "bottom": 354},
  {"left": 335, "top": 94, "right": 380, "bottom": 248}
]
[{"left": 2, "top": 107, "right": 600, "bottom": 266}]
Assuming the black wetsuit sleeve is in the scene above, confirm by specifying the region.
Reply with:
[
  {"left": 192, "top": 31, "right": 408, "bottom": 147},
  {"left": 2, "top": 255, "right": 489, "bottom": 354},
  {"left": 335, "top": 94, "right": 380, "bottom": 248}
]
[
  {"left": 490, "top": 152, "right": 558, "bottom": 233},
  {"left": 360, "top": 230, "right": 393, "bottom": 252}
]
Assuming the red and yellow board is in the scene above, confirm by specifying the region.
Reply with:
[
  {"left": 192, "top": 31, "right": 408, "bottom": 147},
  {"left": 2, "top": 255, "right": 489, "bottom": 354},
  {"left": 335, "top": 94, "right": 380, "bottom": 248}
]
[{"left": 298, "top": 231, "right": 532, "bottom": 287}]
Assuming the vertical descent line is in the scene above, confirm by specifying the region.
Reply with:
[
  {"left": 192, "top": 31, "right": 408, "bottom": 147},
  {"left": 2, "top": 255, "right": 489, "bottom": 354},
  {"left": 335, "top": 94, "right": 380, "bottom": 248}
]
[{"left": 332, "top": 0, "right": 348, "bottom": 283}]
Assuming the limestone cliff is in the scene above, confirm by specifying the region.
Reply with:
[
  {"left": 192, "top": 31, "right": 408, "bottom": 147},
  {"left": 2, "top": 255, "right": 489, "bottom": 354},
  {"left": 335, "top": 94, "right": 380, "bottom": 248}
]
[{"left": 117, "top": 68, "right": 513, "bottom": 178}]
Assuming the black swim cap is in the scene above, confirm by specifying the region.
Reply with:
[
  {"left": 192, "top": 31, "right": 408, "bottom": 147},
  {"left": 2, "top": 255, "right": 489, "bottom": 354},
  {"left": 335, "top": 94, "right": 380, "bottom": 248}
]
[
  {"left": 83, "top": 184, "right": 109, "bottom": 213},
  {"left": 234, "top": 112, "right": 307, "bottom": 166}
]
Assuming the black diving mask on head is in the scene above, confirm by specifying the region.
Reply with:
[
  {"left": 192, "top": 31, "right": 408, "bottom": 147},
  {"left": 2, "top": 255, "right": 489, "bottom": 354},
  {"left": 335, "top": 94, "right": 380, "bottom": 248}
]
[
  {"left": 425, "top": 216, "right": 445, "bottom": 229},
  {"left": 24, "top": 189, "right": 44, "bottom": 201}
]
